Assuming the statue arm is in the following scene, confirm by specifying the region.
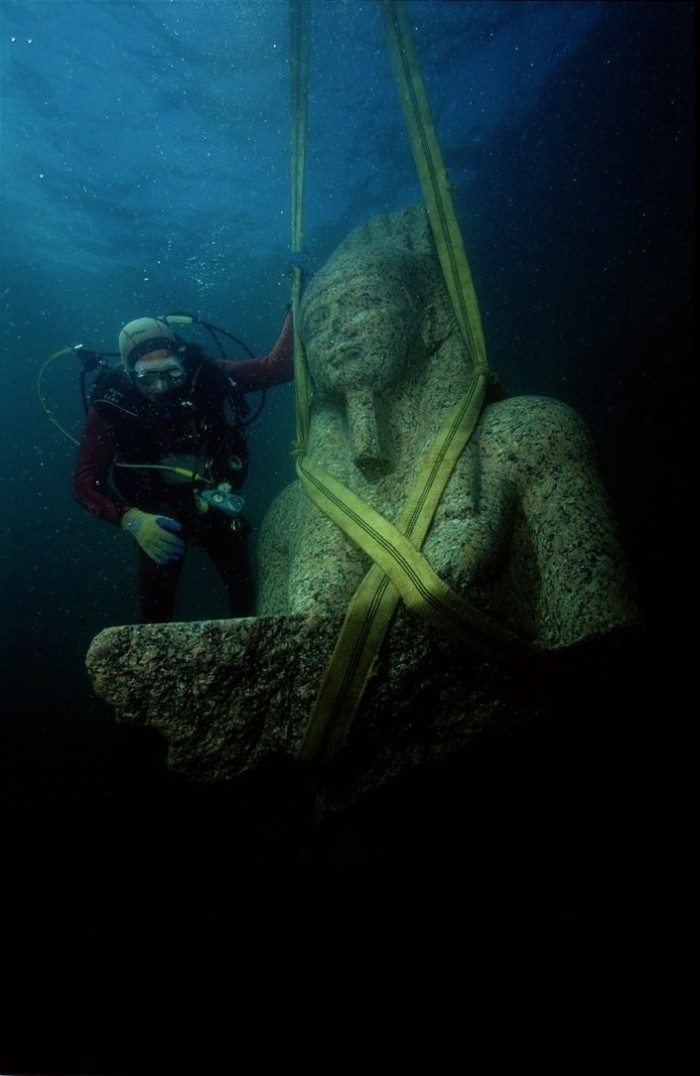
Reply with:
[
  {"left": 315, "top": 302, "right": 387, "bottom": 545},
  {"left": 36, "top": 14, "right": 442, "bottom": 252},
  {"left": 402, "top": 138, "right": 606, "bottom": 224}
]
[{"left": 507, "top": 397, "right": 642, "bottom": 650}]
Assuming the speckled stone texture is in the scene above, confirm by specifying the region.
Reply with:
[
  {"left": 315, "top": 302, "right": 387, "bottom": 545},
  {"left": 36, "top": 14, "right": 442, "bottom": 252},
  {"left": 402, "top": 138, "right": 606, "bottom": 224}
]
[
  {"left": 87, "top": 204, "right": 642, "bottom": 810},
  {"left": 259, "top": 205, "right": 641, "bottom": 649},
  {"left": 86, "top": 607, "right": 547, "bottom": 816}
]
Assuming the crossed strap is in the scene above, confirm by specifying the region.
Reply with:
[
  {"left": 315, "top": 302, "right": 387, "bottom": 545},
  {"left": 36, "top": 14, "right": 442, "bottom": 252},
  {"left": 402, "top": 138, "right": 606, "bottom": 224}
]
[
  {"left": 288, "top": 0, "right": 539, "bottom": 766},
  {"left": 295, "top": 372, "right": 537, "bottom": 766}
]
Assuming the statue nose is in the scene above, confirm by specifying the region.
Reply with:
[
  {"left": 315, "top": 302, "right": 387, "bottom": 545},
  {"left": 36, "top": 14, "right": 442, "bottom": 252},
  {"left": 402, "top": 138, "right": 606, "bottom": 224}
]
[{"left": 346, "top": 387, "right": 392, "bottom": 479}]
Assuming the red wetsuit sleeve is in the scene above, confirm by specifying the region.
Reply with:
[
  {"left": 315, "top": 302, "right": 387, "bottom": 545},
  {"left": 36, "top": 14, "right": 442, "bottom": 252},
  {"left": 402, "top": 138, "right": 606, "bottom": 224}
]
[
  {"left": 72, "top": 408, "right": 126, "bottom": 525},
  {"left": 220, "top": 311, "right": 294, "bottom": 392}
]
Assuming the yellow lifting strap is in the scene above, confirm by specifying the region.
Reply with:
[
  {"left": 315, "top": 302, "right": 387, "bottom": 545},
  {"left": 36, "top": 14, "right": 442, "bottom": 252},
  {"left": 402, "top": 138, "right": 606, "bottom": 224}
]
[
  {"left": 295, "top": 372, "right": 538, "bottom": 766},
  {"left": 289, "top": 0, "right": 522, "bottom": 765},
  {"left": 378, "top": 0, "right": 488, "bottom": 373},
  {"left": 289, "top": 0, "right": 311, "bottom": 454}
]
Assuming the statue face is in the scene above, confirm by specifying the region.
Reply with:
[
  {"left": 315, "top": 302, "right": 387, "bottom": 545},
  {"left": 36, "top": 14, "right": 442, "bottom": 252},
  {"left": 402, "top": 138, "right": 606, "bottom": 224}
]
[
  {"left": 299, "top": 254, "right": 426, "bottom": 478},
  {"left": 301, "top": 270, "right": 414, "bottom": 396}
]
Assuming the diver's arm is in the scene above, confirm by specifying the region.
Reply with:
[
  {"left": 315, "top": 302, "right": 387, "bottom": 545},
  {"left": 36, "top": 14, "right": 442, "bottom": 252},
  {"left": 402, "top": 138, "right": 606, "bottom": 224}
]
[
  {"left": 221, "top": 311, "right": 294, "bottom": 392},
  {"left": 72, "top": 408, "right": 129, "bottom": 525}
]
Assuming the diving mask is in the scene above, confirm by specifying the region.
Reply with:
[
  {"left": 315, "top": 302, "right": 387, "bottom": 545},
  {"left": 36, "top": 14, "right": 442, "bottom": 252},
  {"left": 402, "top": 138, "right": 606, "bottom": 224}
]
[{"left": 133, "top": 358, "right": 187, "bottom": 393}]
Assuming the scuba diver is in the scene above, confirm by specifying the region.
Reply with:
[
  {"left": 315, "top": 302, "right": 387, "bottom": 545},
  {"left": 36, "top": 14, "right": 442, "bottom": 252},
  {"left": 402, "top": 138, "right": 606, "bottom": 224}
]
[{"left": 72, "top": 311, "right": 293, "bottom": 623}]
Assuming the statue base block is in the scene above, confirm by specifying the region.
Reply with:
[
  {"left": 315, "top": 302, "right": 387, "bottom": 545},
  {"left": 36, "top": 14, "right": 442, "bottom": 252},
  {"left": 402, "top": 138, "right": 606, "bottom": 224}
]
[{"left": 86, "top": 609, "right": 549, "bottom": 818}]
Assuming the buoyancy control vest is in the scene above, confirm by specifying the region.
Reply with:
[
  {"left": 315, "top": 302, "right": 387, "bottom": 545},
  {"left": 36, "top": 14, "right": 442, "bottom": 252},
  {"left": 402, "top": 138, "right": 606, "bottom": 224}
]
[{"left": 90, "top": 354, "right": 250, "bottom": 515}]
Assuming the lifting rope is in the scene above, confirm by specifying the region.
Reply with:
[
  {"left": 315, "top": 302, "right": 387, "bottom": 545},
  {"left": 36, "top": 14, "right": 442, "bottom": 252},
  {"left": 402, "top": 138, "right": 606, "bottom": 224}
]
[
  {"left": 378, "top": 0, "right": 488, "bottom": 372},
  {"left": 289, "top": 0, "right": 532, "bottom": 766},
  {"left": 289, "top": 0, "right": 312, "bottom": 456},
  {"left": 295, "top": 375, "right": 541, "bottom": 766}
]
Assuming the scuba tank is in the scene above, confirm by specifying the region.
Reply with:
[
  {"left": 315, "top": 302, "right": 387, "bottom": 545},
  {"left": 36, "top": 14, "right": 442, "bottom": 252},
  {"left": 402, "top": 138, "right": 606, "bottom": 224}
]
[{"left": 38, "top": 312, "right": 266, "bottom": 519}]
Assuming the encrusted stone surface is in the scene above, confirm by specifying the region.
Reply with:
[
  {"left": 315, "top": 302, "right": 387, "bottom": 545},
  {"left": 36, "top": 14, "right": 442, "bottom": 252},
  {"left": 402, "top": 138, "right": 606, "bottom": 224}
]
[
  {"left": 86, "top": 615, "right": 339, "bottom": 782},
  {"left": 86, "top": 607, "right": 547, "bottom": 814},
  {"left": 87, "top": 204, "right": 642, "bottom": 807}
]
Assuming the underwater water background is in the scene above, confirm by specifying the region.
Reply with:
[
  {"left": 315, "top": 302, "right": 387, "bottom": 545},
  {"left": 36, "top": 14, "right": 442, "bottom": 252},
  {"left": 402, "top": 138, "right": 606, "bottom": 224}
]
[{"left": 0, "top": 2, "right": 693, "bottom": 1072}]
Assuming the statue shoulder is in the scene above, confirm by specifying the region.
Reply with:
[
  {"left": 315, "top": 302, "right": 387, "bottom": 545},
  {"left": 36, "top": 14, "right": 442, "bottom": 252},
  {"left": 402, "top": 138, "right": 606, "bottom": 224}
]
[
  {"left": 478, "top": 395, "right": 596, "bottom": 476},
  {"left": 481, "top": 394, "right": 590, "bottom": 443}
]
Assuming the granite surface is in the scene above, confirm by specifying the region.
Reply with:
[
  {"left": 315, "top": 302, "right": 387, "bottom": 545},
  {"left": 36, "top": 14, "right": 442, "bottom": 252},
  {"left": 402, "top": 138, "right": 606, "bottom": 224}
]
[
  {"left": 86, "top": 606, "right": 550, "bottom": 817},
  {"left": 259, "top": 205, "right": 641, "bottom": 649}
]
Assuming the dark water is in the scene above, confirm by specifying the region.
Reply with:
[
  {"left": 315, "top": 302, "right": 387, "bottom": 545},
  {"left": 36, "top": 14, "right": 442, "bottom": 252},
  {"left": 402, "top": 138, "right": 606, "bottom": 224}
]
[{"left": 1, "top": 2, "right": 692, "bottom": 1072}]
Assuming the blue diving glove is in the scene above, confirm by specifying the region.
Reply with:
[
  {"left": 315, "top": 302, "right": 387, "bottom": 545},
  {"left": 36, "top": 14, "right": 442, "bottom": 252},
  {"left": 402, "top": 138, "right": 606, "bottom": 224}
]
[{"left": 121, "top": 509, "right": 186, "bottom": 564}]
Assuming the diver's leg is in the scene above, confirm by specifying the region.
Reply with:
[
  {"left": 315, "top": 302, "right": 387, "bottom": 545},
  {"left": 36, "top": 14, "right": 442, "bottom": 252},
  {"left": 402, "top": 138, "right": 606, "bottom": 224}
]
[
  {"left": 137, "top": 551, "right": 184, "bottom": 623},
  {"left": 204, "top": 517, "right": 255, "bottom": 617}
]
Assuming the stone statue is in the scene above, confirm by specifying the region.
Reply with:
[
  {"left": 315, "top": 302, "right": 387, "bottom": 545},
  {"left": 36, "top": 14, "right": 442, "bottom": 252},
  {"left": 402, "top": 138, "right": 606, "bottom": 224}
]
[
  {"left": 86, "top": 204, "right": 642, "bottom": 812},
  {"left": 258, "top": 204, "right": 640, "bottom": 652}
]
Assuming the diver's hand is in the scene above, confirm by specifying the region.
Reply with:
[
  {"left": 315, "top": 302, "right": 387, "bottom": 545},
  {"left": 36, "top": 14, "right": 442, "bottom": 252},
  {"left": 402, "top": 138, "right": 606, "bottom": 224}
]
[{"left": 121, "top": 509, "right": 185, "bottom": 564}]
